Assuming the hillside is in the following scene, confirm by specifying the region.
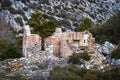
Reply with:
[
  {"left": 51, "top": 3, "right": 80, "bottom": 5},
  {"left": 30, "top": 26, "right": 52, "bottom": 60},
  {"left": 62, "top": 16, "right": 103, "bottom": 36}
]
[{"left": 0, "top": 0, "right": 120, "bottom": 32}]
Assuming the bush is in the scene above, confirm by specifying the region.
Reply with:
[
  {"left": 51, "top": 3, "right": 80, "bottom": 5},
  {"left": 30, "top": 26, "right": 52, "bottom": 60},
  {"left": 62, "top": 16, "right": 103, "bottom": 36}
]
[
  {"left": 49, "top": 65, "right": 82, "bottom": 80},
  {"left": 9, "top": 7, "right": 24, "bottom": 15},
  {"left": 90, "top": 13, "right": 120, "bottom": 44},
  {"left": 111, "top": 43, "right": 120, "bottom": 59},
  {"left": 49, "top": 65, "right": 120, "bottom": 80},
  {"left": 14, "top": 17, "right": 23, "bottom": 26},
  {"left": 28, "top": 11, "right": 56, "bottom": 38},
  {"left": 1, "top": 0, "right": 12, "bottom": 8},
  {"left": 68, "top": 51, "right": 91, "bottom": 64},
  {"left": 0, "top": 39, "right": 7, "bottom": 53},
  {"left": 16, "top": 36, "right": 23, "bottom": 46},
  {"left": 76, "top": 17, "right": 93, "bottom": 32},
  {"left": 0, "top": 43, "right": 22, "bottom": 60}
]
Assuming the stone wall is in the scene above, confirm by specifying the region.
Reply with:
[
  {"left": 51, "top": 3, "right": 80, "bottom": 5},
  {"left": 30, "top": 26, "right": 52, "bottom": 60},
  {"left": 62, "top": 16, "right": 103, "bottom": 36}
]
[
  {"left": 22, "top": 26, "right": 95, "bottom": 58},
  {"left": 22, "top": 25, "right": 41, "bottom": 58},
  {"left": 44, "top": 28, "right": 95, "bottom": 58}
]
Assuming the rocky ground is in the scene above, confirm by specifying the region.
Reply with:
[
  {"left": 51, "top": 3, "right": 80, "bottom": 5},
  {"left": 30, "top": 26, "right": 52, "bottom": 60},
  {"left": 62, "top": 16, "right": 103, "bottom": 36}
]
[
  {"left": 0, "top": 41, "right": 117, "bottom": 80},
  {"left": 0, "top": 53, "right": 67, "bottom": 80}
]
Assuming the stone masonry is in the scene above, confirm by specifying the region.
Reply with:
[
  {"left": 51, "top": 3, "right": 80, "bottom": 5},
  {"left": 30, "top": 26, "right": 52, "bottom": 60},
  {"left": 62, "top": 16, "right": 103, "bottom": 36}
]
[
  {"left": 22, "top": 25, "right": 41, "bottom": 58},
  {"left": 45, "top": 28, "right": 95, "bottom": 58},
  {"left": 23, "top": 25, "right": 95, "bottom": 58}
]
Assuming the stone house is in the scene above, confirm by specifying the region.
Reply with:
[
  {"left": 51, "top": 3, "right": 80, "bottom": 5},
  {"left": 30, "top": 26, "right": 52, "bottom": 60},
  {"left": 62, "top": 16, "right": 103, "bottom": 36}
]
[
  {"left": 44, "top": 28, "right": 95, "bottom": 58},
  {"left": 23, "top": 26, "right": 95, "bottom": 58}
]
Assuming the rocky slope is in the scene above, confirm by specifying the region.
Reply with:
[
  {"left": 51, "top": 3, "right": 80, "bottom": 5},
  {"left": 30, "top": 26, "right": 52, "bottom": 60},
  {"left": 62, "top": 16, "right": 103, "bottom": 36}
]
[{"left": 0, "top": 0, "right": 120, "bottom": 31}]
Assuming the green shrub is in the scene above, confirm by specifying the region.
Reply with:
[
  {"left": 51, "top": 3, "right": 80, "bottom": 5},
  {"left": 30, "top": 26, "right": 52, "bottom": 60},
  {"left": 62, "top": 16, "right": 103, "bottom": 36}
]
[
  {"left": 1, "top": 0, "right": 12, "bottom": 8},
  {"left": 76, "top": 17, "right": 93, "bottom": 32},
  {"left": 49, "top": 65, "right": 120, "bottom": 80},
  {"left": 0, "top": 39, "right": 7, "bottom": 53},
  {"left": 14, "top": 17, "right": 23, "bottom": 26},
  {"left": 68, "top": 51, "right": 91, "bottom": 64},
  {"left": 28, "top": 11, "right": 56, "bottom": 38},
  {"left": 90, "top": 13, "right": 120, "bottom": 44},
  {"left": 111, "top": 43, "right": 120, "bottom": 59},
  {"left": 9, "top": 7, "right": 24, "bottom": 15},
  {"left": 0, "top": 43, "right": 22, "bottom": 60},
  {"left": 16, "top": 36, "right": 23, "bottom": 46}
]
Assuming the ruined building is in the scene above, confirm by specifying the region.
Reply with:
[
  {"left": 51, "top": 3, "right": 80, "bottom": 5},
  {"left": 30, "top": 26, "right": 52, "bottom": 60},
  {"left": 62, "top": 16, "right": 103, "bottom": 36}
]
[
  {"left": 23, "top": 25, "right": 95, "bottom": 58},
  {"left": 22, "top": 25, "right": 41, "bottom": 58}
]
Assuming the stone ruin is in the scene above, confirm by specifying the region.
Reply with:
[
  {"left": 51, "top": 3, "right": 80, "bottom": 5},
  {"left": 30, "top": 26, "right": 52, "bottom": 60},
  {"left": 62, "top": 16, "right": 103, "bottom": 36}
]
[
  {"left": 23, "top": 25, "right": 95, "bottom": 58},
  {"left": 22, "top": 25, "right": 41, "bottom": 58}
]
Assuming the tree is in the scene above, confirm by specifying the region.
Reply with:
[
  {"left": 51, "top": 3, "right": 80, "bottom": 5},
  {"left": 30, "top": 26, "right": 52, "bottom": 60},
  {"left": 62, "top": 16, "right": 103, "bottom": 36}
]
[
  {"left": 76, "top": 17, "right": 93, "bottom": 32},
  {"left": 0, "top": 43, "right": 22, "bottom": 60},
  {"left": 28, "top": 11, "right": 56, "bottom": 38},
  {"left": 90, "top": 12, "right": 120, "bottom": 44}
]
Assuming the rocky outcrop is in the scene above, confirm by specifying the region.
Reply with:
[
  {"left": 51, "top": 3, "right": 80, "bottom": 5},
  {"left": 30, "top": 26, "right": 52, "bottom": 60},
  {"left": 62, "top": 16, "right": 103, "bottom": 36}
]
[{"left": 0, "top": 0, "right": 120, "bottom": 31}]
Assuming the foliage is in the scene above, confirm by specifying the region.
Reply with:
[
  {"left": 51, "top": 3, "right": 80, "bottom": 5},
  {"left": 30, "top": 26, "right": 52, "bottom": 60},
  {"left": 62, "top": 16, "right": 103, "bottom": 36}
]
[
  {"left": 49, "top": 65, "right": 120, "bottom": 80},
  {"left": 68, "top": 51, "right": 91, "bottom": 64},
  {"left": 90, "top": 13, "right": 120, "bottom": 44},
  {"left": 28, "top": 11, "right": 56, "bottom": 38},
  {"left": 0, "top": 72, "right": 29, "bottom": 80},
  {"left": 16, "top": 36, "right": 23, "bottom": 46},
  {"left": 68, "top": 53, "right": 81, "bottom": 64},
  {"left": 76, "top": 17, "right": 93, "bottom": 32},
  {"left": 49, "top": 65, "right": 82, "bottom": 80},
  {"left": 1, "top": 0, "right": 12, "bottom": 8},
  {"left": 0, "top": 43, "right": 22, "bottom": 60},
  {"left": 0, "top": 18, "right": 22, "bottom": 60},
  {"left": 0, "top": 39, "right": 7, "bottom": 53},
  {"left": 14, "top": 17, "right": 23, "bottom": 26},
  {"left": 111, "top": 43, "right": 120, "bottom": 59}
]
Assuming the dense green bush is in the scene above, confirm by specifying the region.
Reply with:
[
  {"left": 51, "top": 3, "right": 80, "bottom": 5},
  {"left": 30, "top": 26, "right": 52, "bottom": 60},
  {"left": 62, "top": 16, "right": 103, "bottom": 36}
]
[
  {"left": 28, "top": 11, "right": 56, "bottom": 38},
  {"left": 111, "top": 43, "right": 120, "bottom": 59},
  {"left": 0, "top": 43, "right": 22, "bottom": 60},
  {"left": 9, "top": 7, "right": 24, "bottom": 15},
  {"left": 1, "top": 0, "right": 12, "bottom": 8},
  {"left": 76, "top": 17, "right": 93, "bottom": 32},
  {"left": 90, "top": 13, "right": 120, "bottom": 44},
  {"left": 49, "top": 65, "right": 120, "bottom": 80},
  {"left": 14, "top": 17, "right": 23, "bottom": 26},
  {"left": 0, "top": 39, "right": 7, "bottom": 53},
  {"left": 68, "top": 51, "right": 91, "bottom": 64}
]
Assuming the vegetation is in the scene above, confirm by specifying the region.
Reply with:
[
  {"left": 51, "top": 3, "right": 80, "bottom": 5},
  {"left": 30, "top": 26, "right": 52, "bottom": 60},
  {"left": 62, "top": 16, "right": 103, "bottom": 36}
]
[
  {"left": 0, "top": 39, "right": 7, "bottom": 53},
  {"left": 68, "top": 51, "right": 91, "bottom": 64},
  {"left": 76, "top": 17, "right": 93, "bottom": 32},
  {"left": 0, "top": 18, "right": 22, "bottom": 60},
  {"left": 1, "top": 0, "right": 12, "bottom": 8},
  {"left": 49, "top": 65, "right": 120, "bottom": 80},
  {"left": 14, "top": 17, "right": 23, "bottom": 26},
  {"left": 28, "top": 11, "right": 56, "bottom": 38},
  {"left": 9, "top": 7, "right": 24, "bottom": 15},
  {"left": 0, "top": 72, "right": 29, "bottom": 80},
  {"left": 111, "top": 43, "right": 120, "bottom": 59},
  {"left": 90, "top": 13, "right": 120, "bottom": 44},
  {"left": 0, "top": 43, "right": 22, "bottom": 60}
]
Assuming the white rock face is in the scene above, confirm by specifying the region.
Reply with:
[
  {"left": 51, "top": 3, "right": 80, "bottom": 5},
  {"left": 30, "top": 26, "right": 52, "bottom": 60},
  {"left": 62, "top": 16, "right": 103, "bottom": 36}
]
[
  {"left": 97, "top": 41, "right": 115, "bottom": 55},
  {"left": 0, "top": 0, "right": 120, "bottom": 31}
]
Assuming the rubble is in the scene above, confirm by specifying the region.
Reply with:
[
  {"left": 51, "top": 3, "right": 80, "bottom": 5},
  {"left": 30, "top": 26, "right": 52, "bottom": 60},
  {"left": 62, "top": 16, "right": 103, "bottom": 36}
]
[
  {"left": 86, "top": 51, "right": 107, "bottom": 69},
  {"left": 0, "top": 55, "right": 67, "bottom": 79}
]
